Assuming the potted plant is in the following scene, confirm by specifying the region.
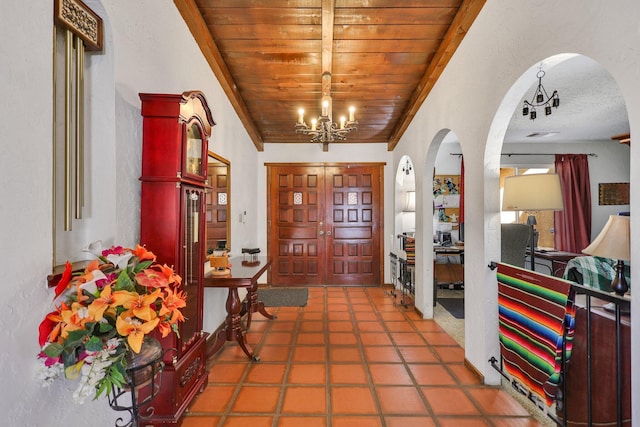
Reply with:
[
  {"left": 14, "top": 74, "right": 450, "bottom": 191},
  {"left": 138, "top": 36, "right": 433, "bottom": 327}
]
[{"left": 37, "top": 243, "right": 186, "bottom": 403}]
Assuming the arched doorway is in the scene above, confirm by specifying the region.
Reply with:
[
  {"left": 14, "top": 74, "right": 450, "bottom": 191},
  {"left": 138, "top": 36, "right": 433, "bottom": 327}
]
[{"left": 484, "top": 53, "right": 631, "bottom": 417}]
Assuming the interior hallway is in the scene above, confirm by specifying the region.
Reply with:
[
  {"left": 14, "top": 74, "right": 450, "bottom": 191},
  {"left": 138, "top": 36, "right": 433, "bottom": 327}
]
[{"left": 183, "top": 287, "right": 544, "bottom": 427}]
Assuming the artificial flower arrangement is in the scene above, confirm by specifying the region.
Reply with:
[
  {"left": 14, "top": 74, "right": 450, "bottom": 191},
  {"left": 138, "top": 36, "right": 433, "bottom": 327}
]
[{"left": 37, "top": 243, "right": 187, "bottom": 404}]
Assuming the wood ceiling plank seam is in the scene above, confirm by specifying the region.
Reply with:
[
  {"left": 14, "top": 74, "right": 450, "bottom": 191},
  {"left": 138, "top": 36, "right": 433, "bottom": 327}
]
[
  {"left": 335, "top": 0, "right": 461, "bottom": 7},
  {"left": 333, "top": 7, "right": 459, "bottom": 25},
  {"left": 333, "top": 24, "right": 449, "bottom": 40},
  {"left": 199, "top": 0, "right": 321, "bottom": 7},
  {"left": 208, "top": 24, "right": 322, "bottom": 41},
  {"left": 201, "top": 7, "right": 322, "bottom": 26}
]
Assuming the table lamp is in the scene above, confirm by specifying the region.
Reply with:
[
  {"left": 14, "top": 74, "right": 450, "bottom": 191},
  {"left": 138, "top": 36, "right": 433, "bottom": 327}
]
[
  {"left": 582, "top": 214, "right": 630, "bottom": 295},
  {"left": 502, "top": 173, "right": 564, "bottom": 271}
]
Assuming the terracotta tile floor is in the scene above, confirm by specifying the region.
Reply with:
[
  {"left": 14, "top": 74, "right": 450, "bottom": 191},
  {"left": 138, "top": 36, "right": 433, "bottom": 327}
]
[{"left": 184, "top": 287, "right": 544, "bottom": 427}]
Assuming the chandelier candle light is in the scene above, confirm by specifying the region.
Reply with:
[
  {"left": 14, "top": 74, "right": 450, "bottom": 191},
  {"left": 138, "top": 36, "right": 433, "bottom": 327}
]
[
  {"left": 296, "top": 72, "right": 357, "bottom": 147},
  {"left": 522, "top": 69, "right": 560, "bottom": 120}
]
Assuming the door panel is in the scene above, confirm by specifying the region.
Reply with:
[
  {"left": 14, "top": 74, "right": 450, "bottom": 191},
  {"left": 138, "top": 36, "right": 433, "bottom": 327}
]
[
  {"left": 325, "top": 165, "right": 381, "bottom": 285},
  {"left": 267, "top": 164, "right": 382, "bottom": 286},
  {"left": 269, "top": 165, "right": 326, "bottom": 285}
]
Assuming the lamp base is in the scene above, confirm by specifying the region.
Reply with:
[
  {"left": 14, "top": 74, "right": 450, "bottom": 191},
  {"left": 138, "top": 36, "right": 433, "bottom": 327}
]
[{"left": 611, "top": 260, "right": 629, "bottom": 296}]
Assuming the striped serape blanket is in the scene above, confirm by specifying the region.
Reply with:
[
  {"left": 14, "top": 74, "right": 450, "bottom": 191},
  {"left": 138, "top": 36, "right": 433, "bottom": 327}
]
[{"left": 497, "top": 263, "right": 576, "bottom": 406}]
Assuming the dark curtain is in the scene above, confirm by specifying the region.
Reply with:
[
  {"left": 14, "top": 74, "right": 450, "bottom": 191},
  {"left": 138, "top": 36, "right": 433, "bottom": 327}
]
[
  {"left": 459, "top": 158, "right": 464, "bottom": 240},
  {"left": 554, "top": 154, "right": 591, "bottom": 252}
]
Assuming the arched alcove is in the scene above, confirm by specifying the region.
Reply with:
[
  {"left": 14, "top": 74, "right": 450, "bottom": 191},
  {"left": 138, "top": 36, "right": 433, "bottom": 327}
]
[
  {"left": 427, "top": 130, "right": 465, "bottom": 343},
  {"left": 482, "top": 53, "right": 631, "bottom": 405}
]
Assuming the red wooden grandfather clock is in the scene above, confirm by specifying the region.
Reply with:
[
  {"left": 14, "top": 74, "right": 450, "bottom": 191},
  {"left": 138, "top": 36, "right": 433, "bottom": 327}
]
[{"left": 138, "top": 91, "right": 214, "bottom": 426}]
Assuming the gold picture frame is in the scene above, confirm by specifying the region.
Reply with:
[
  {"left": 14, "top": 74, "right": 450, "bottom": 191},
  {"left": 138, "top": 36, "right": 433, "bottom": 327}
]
[{"left": 598, "top": 182, "right": 630, "bottom": 205}]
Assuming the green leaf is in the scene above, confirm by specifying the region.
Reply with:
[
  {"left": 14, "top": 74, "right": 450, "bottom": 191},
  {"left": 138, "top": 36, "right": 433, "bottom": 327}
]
[
  {"left": 95, "top": 379, "right": 109, "bottom": 399},
  {"left": 114, "top": 270, "right": 135, "bottom": 292},
  {"left": 134, "top": 260, "right": 153, "bottom": 273},
  {"left": 98, "top": 322, "right": 114, "bottom": 334},
  {"left": 109, "top": 362, "right": 127, "bottom": 388},
  {"left": 84, "top": 335, "right": 104, "bottom": 352},
  {"left": 61, "top": 350, "right": 78, "bottom": 368},
  {"left": 64, "top": 329, "right": 89, "bottom": 350},
  {"left": 43, "top": 343, "right": 64, "bottom": 358}
]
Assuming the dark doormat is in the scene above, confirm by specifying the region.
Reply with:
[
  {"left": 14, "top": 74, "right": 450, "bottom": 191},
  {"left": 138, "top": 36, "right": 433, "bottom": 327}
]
[
  {"left": 437, "top": 298, "right": 464, "bottom": 319},
  {"left": 257, "top": 288, "right": 309, "bottom": 307}
]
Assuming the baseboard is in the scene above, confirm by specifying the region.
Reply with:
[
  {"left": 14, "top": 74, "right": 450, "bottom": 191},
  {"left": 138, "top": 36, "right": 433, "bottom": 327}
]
[{"left": 464, "top": 357, "right": 484, "bottom": 383}]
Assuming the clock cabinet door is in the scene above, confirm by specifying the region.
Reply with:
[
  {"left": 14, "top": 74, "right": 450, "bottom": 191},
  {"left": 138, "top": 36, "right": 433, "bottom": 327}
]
[
  {"left": 184, "top": 121, "right": 206, "bottom": 181},
  {"left": 179, "top": 186, "right": 205, "bottom": 355}
]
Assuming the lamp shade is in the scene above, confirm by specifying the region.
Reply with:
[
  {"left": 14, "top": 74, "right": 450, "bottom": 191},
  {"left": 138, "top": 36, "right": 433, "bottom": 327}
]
[
  {"left": 404, "top": 191, "right": 416, "bottom": 212},
  {"left": 502, "top": 173, "right": 564, "bottom": 211},
  {"left": 582, "top": 215, "right": 630, "bottom": 261}
]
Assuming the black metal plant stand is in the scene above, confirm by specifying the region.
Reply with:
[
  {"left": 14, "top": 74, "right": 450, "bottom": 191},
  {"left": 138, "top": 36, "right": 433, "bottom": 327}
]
[{"left": 107, "top": 338, "right": 166, "bottom": 427}]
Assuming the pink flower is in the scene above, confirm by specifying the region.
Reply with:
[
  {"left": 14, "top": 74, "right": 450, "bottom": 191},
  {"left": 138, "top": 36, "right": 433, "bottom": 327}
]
[{"left": 102, "top": 245, "right": 125, "bottom": 256}]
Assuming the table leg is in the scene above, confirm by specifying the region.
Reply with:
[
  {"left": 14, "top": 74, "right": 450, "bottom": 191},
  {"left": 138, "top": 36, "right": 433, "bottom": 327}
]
[
  {"left": 210, "top": 287, "right": 259, "bottom": 361},
  {"left": 244, "top": 283, "right": 275, "bottom": 331}
]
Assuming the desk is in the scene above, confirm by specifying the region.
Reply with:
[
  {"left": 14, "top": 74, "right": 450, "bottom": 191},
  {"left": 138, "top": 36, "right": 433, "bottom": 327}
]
[
  {"left": 434, "top": 244, "right": 464, "bottom": 288},
  {"left": 527, "top": 248, "right": 582, "bottom": 277},
  {"left": 204, "top": 256, "right": 273, "bottom": 361}
]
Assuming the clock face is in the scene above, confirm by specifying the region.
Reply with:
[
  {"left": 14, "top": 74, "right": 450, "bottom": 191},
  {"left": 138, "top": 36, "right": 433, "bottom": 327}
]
[{"left": 186, "top": 123, "right": 203, "bottom": 176}]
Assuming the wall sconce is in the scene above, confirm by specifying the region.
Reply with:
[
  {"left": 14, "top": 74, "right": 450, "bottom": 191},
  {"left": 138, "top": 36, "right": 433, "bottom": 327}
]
[{"left": 403, "top": 159, "right": 413, "bottom": 175}]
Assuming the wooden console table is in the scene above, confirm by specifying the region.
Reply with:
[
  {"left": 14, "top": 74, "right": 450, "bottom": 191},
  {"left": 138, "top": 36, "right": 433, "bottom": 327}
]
[
  {"left": 526, "top": 248, "right": 582, "bottom": 277},
  {"left": 204, "top": 256, "right": 273, "bottom": 361},
  {"left": 560, "top": 299, "right": 631, "bottom": 425}
]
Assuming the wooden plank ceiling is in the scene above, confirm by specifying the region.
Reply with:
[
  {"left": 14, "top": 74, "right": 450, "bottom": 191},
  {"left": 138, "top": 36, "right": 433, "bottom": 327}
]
[{"left": 175, "top": 0, "right": 485, "bottom": 151}]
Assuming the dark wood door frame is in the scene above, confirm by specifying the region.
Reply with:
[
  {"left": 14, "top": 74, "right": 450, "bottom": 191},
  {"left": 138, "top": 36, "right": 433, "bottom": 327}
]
[{"left": 266, "top": 162, "right": 384, "bottom": 286}]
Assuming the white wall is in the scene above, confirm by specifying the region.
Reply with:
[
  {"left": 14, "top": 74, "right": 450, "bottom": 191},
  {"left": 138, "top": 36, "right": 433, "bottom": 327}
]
[{"left": 393, "top": 2, "right": 640, "bottom": 422}]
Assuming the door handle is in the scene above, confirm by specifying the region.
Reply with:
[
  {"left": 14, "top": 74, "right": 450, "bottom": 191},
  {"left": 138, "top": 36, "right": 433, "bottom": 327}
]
[
  {"left": 326, "top": 230, "right": 331, "bottom": 236},
  {"left": 319, "top": 230, "right": 324, "bottom": 236}
]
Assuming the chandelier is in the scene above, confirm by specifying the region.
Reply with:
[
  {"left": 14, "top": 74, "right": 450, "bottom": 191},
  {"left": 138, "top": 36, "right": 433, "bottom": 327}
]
[
  {"left": 295, "top": 72, "right": 357, "bottom": 143},
  {"left": 522, "top": 69, "right": 560, "bottom": 120}
]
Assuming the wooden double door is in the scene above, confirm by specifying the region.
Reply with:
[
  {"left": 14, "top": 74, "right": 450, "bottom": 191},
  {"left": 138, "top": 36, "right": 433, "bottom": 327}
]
[{"left": 267, "top": 163, "right": 384, "bottom": 286}]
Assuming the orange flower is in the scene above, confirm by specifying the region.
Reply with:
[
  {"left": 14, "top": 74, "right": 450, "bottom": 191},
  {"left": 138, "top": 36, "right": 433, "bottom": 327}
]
[
  {"left": 87, "top": 285, "right": 137, "bottom": 321},
  {"left": 157, "top": 263, "right": 182, "bottom": 286},
  {"left": 157, "top": 319, "right": 173, "bottom": 338},
  {"left": 129, "top": 289, "right": 162, "bottom": 321},
  {"left": 60, "top": 302, "right": 94, "bottom": 338},
  {"left": 128, "top": 244, "right": 157, "bottom": 262},
  {"left": 116, "top": 314, "right": 160, "bottom": 353},
  {"left": 38, "top": 304, "right": 66, "bottom": 345},
  {"left": 159, "top": 287, "right": 186, "bottom": 323}
]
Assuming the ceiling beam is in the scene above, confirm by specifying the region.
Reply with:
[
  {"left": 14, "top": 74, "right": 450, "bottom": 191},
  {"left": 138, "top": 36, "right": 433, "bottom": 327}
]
[
  {"left": 387, "top": 0, "right": 486, "bottom": 151},
  {"left": 322, "top": 0, "right": 334, "bottom": 75},
  {"left": 174, "top": 0, "right": 265, "bottom": 151},
  {"left": 321, "top": 0, "right": 335, "bottom": 151}
]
